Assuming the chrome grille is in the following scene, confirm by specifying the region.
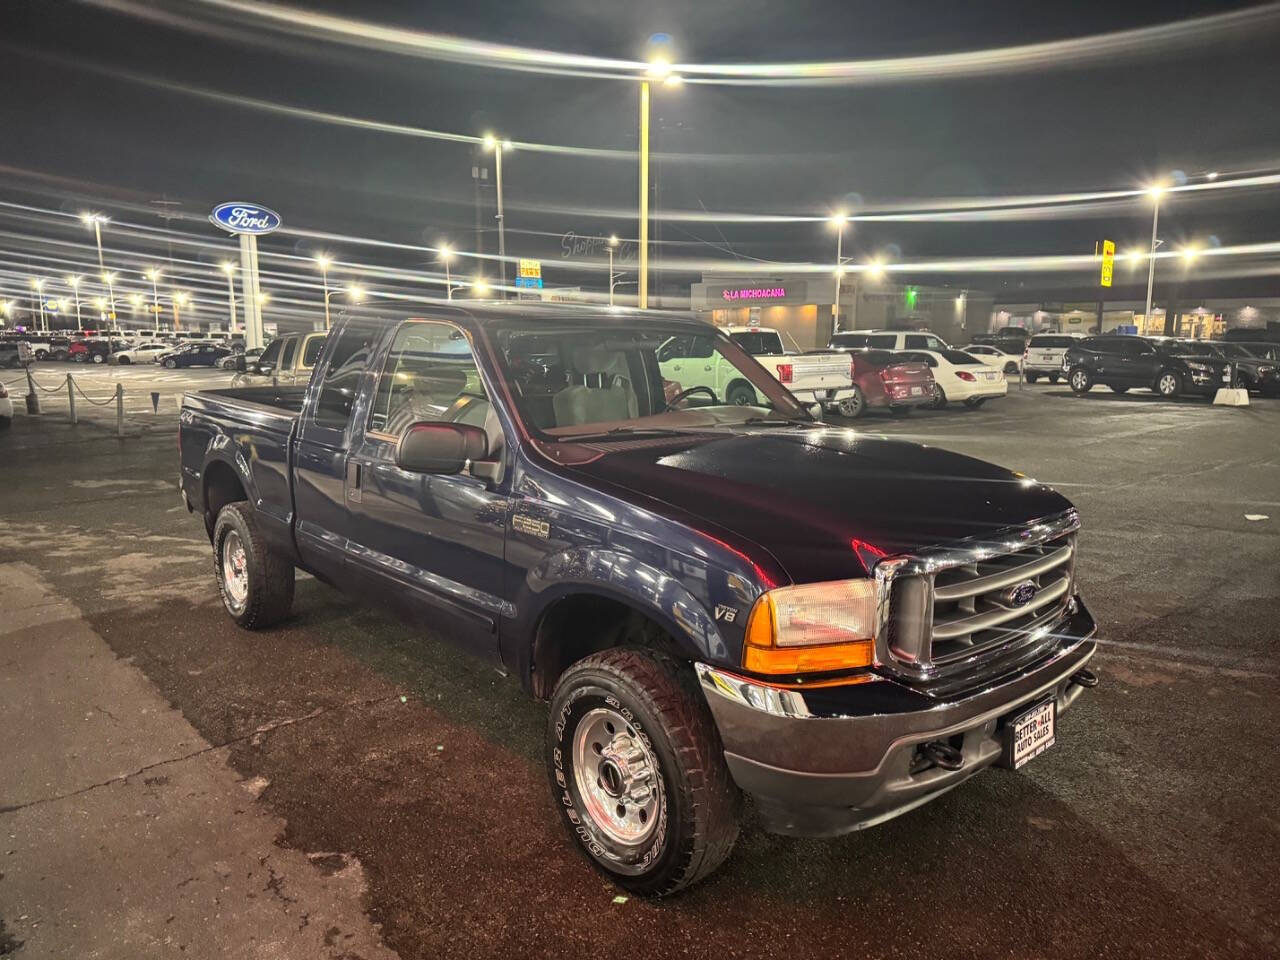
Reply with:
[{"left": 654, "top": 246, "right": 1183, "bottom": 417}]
[{"left": 875, "top": 512, "right": 1079, "bottom": 682}]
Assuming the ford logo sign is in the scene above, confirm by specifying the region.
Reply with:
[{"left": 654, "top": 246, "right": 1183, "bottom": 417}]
[
  {"left": 1004, "top": 580, "right": 1038, "bottom": 608},
  {"left": 210, "top": 202, "right": 282, "bottom": 236}
]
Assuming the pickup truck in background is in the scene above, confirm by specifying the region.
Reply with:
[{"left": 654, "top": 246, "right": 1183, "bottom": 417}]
[
  {"left": 718, "top": 325, "right": 859, "bottom": 415},
  {"left": 180, "top": 304, "right": 1099, "bottom": 895},
  {"left": 234, "top": 330, "right": 327, "bottom": 385}
]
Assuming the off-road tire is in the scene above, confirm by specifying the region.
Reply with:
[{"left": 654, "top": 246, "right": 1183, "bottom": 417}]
[
  {"left": 213, "top": 502, "right": 294, "bottom": 629},
  {"left": 548, "top": 648, "right": 741, "bottom": 897}
]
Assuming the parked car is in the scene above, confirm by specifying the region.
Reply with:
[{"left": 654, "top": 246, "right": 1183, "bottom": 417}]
[
  {"left": 0, "top": 381, "right": 11, "bottom": 428},
  {"left": 718, "top": 326, "right": 856, "bottom": 413},
  {"left": 970, "top": 334, "right": 1032, "bottom": 355},
  {"left": 161, "top": 343, "right": 233, "bottom": 368},
  {"left": 1063, "top": 336, "right": 1232, "bottom": 399},
  {"left": 832, "top": 330, "right": 950, "bottom": 352},
  {"left": 236, "top": 332, "right": 326, "bottom": 384},
  {"left": 964, "top": 343, "right": 1023, "bottom": 376},
  {"left": 220, "top": 346, "right": 264, "bottom": 371},
  {"left": 112, "top": 342, "right": 174, "bottom": 365},
  {"left": 1023, "top": 334, "right": 1085, "bottom": 383},
  {"left": 837, "top": 349, "right": 935, "bottom": 418},
  {"left": 1205, "top": 342, "right": 1279, "bottom": 396},
  {"left": 0, "top": 340, "right": 32, "bottom": 368},
  {"left": 180, "top": 303, "right": 1099, "bottom": 895},
  {"left": 897, "top": 348, "right": 1008, "bottom": 408},
  {"left": 68, "top": 338, "right": 122, "bottom": 364}
]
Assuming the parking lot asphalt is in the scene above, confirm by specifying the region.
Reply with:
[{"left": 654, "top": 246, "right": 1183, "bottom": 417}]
[{"left": 1, "top": 386, "right": 1277, "bottom": 959}]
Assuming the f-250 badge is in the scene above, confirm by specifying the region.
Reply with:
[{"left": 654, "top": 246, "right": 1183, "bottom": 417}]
[{"left": 512, "top": 514, "right": 550, "bottom": 539}]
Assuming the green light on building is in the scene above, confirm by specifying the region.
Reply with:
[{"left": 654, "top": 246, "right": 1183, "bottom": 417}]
[{"left": 904, "top": 286, "right": 918, "bottom": 310}]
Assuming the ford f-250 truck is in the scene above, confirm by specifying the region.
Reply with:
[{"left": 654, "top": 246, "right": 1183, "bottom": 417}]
[{"left": 179, "top": 304, "right": 1099, "bottom": 896}]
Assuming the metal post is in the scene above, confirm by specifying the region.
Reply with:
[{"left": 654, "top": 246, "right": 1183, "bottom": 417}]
[
  {"left": 37, "top": 297, "right": 46, "bottom": 332},
  {"left": 150, "top": 276, "right": 160, "bottom": 332},
  {"left": 73, "top": 288, "right": 82, "bottom": 331},
  {"left": 833, "top": 227, "right": 843, "bottom": 331},
  {"left": 115, "top": 382, "right": 123, "bottom": 438},
  {"left": 639, "top": 79, "right": 650, "bottom": 310},
  {"left": 25, "top": 366, "right": 40, "bottom": 414},
  {"left": 1144, "top": 199, "right": 1160, "bottom": 325},
  {"left": 227, "top": 271, "right": 238, "bottom": 333},
  {"left": 239, "top": 234, "right": 265, "bottom": 351},
  {"left": 445, "top": 258, "right": 453, "bottom": 300},
  {"left": 494, "top": 146, "right": 507, "bottom": 299},
  {"left": 608, "top": 245, "right": 615, "bottom": 307},
  {"left": 321, "top": 267, "right": 331, "bottom": 329},
  {"left": 67, "top": 374, "right": 77, "bottom": 425}
]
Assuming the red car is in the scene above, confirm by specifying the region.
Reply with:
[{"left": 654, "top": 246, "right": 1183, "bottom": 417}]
[{"left": 842, "top": 349, "right": 936, "bottom": 418}]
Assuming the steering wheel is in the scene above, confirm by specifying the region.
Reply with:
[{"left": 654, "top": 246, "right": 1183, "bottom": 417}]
[{"left": 667, "top": 385, "right": 719, "bottom": 407}]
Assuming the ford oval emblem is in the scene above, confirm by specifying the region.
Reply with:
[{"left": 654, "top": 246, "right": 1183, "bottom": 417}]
[
  {"left": 210, "top": 202, "right": 282, "bottom": 236},
  {"left": 1005, "top": 580, "right": 1038, "bottom": 608}
]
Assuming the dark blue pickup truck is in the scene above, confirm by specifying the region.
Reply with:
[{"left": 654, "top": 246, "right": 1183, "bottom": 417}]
[{"left": 179, "top": 303, "right": 1098, "bottom": 895}]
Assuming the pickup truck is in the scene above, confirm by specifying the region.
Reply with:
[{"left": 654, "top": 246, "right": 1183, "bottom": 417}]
[
  {"left": 179, "top": 304, "right": 1099, "bottom": 896},
  {"left": 722, "top": 326, "right": 859, "bottom": 415},
  {"left": 233, "top": 330, "right": 327, "bottom": 385}
]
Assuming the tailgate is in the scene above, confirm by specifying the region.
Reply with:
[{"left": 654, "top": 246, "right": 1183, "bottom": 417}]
[{"left": 788, "top": 354, "right": 853, "bottom": 389}]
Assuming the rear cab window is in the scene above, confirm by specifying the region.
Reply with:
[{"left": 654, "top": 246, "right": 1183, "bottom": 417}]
[
  {"left": 312, "top": 323, "right": 379, "bottom": 432},
  {"left": 729, "top": 331, "right": 785, "bottom": 356},
  {"left": 1030, "top": 336, "right": 1075, "bottom": 349}
]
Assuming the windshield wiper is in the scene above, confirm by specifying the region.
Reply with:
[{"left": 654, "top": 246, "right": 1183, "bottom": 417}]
[
  {"left": 740, "top": 416, "right": 813, "bottom": 427},
  {"left": 557, "top": 426, "right": 703, "bottom": 441}
]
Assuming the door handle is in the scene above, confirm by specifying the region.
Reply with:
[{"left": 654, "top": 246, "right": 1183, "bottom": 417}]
[{"left": 703, "top": 365, "right": 713, "bottom": 372}]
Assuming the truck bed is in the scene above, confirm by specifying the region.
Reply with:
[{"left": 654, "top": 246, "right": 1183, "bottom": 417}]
[{"left": 193, "top": 385, "right": 309, "bottom": 415}]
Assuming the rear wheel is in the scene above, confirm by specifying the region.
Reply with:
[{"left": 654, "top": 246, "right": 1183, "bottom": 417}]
[
  {"left": 1004, "top": 361, "right": 1019, "bottom": 375},
  {"left": 548, "top": 649, "right": 741, "bottom": 896},
  {"left": 91, "top": 352, "right": 105, "bottom": 364},
  {"left": 1155, "top": 370, "right": 1182, "bottom": 398},
  {"left": 1025, "top": 372, "right": 1039, "bottom": 384},
  {"left": 118, "top": 356, "right": 131, "bottom": 365},
  {"left": 34, "top": 349, "right": 48, "bottom": 361},
  {"left": 837, "top": 387, "right": 865, "bottom": 419},
  {"left": 1068, "top": 367, "right": 1093, "bottom": 394},
  {"left": 1048, "top": 373, "right": 1061, "bottom": 384},
  {"left": 213, "top": 502, "right": 295, "bottom": 629},
  {"left": 929, "top": 384, "right": 947, "bottom": 409}
]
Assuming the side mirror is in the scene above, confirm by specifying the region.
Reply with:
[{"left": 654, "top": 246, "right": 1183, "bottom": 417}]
[
  {"left": 808, "top": 402, "right": 824, "bottom": 422},
  {"left": 397, "top": 422, "right": 488, "bottom": 474}
]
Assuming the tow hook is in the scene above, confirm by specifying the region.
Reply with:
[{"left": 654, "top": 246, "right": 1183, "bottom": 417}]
[
  {"left": 1069, "top": 668, "right": 1099, "bottom": 689},
  {"left": 919, "top": 740, "right": 965, "bottom": 771}
]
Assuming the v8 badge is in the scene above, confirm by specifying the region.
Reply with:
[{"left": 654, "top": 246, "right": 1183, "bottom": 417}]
[{"left": 714, "top": 604, "right": 738, "bottom": 623}]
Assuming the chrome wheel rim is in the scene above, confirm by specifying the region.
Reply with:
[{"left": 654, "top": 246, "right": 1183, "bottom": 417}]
[
  {"left": 221, "top": 531, "right": 249, "bottom": 612},
  {"left": 572, "top": 707, "right": 661, "bottom": 847},
  {"left": 1071, "top": 371, "right": 1087, "bottom": 390},
  {"left": 1158, "top": 374, "right": 1177, "bottom": 395}
]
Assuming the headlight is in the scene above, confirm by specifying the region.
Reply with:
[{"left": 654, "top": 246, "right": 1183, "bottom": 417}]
[
  {"left": 742, "top": 579, "right": 878, "bottom": 675},
  {"left": 1257, "top": 365, "right": 1275, "bottom": 376},
  {"left": 1185, "top": 361, "right": 1212, "bottom": 373}
]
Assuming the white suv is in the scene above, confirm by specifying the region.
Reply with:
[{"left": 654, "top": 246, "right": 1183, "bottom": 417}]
[
  {"left": 830, "top": 330, "right": 951, "bottom": 352},
  {"left": 1023, "top": 333, "right": 1086, "bottom": 384}
]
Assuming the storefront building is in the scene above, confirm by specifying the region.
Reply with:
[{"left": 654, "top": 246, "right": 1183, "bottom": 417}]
[
  {"left": 991, "top": 298, "right": 1280, "bottom": 340},
  {"left": 691, "top": 273, "right": 994, "bottom": 350}
]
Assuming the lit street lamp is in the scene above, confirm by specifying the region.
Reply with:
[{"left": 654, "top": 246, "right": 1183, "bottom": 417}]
[
  {"left": 639, "top": 50, "right": 683, "bottom": 310},
  {"left": 221, "top": 262, "right": 238, "bottom": 333},
  {"left": 471, "top": 277, "right": 491, "bottom": 299},
  {"left": 439, "top": 244, "right": 455, "bottom": 300},
  {"left": 346, "top": 284, "right": 365, "bottom": 304},
  {"left": 608, "top": 234, "right": 619, "bottom": 306},
  {"left": 482, "top": 134, "right": 512, "bottom": 298},
  {"left": 65, "top": 275, "right": 83, "bottom": 330}
]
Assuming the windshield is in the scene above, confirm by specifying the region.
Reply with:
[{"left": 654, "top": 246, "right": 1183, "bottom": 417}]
[
  {"left": 941, "top": 349, "right": 982, "bottom": 365},
  {"left": 487, "top": 320, "right": 808, "bottom": 439}
]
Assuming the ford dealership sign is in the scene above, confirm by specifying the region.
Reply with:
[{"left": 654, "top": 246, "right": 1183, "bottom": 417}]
[{"left": 210, "top": 202, "right": 282, "bottom": 235}]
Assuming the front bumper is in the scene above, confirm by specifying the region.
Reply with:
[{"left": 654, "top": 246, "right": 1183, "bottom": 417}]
[{"left": 697, "top": 601, "right": 1098, "bottom": 837}]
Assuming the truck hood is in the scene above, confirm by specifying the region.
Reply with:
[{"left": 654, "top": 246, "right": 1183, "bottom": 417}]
[{"left": 562, "top": 428, "right": 1073, "bottom": 584}]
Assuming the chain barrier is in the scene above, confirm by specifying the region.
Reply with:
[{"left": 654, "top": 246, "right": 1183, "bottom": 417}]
[{"left": 70, "top": 376, "right": 123, "bottom": 406}]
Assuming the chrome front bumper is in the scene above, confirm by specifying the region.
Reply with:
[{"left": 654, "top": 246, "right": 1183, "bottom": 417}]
[{"left": 696, "top": 601, "right": 1098, "bottom": 837}]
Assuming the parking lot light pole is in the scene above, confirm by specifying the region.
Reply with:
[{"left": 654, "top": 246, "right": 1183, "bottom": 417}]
[
  {"left": 482, "top": 135, "right": 511, "bottom": 299},
  {"left": 638, "top": 56, "right": 682, "bottom": 310},
  {"left": 1144, "top": 185, "right": 1163, "bottom": 326},
  {"left": 438, "top": 244, "right": 454, "bottom": 300},
  {"left": 29, "top": 278, "right": 46, "bottom": 331},
  {"left": 173, "top": 291, "right": 188, "bottom": 331},
  {"left": 65, "top": 275, "right": 82, "bottom": 330},
  {"left": 830, "top": 213, "right": 849, "bottom": 330},
  {"left": 608, "top": 235, "right": 619, "bottom": 306},
  {"left": 314, "top": 254, "right": 333, "bottom": 329},
  {"left": 220, "top": 262, "right": 238, "bottom": 333},
  {"left": 101, "top": 271, "right": 117, "bottom": 323},
  {"left": 146, "top": 268, "right": 161, "bottom": 333},
  {"left": 82, "top": 212, "right": 110, "bottom": 307}
]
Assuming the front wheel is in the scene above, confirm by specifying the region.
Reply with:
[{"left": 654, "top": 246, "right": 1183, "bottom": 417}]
[
  {"left": 1068, "top": 367, "right": 1093, "bottom": 394},
  {"left": 91, "top": 352, "right": 105, "bottom": 364},
  {"left": 164, "top": 358, "right": 178, "bottom": 369},
  {"left": 1004, "top": 361, "right": 1019, "bottom": 375},
  {"left": 548, "top": 649, "right": 741, "bottom": 896},
  {"left": 724, "top": 381, "right": 757, "bottom": 407},
  {"left": 213, "top": 502, "right": 295, "bottom": 629},
  {"left": 1155, "top": 370, "right": 1182, "bottom": 398},
  {"left": 837, "top": 386, "right": 865, "bottom": 419},
  {"left": 1048, "top": 373, "right": 1061, "bottom": 384},
  {"left": 1025, "top": 372, "right": 1039, "bottom": 384},
  {"left": 963, "top": 396, "right": 987, "bottom": 408},
  {"left": 117, "top": 356, "right": 131, "bottom": 365}
]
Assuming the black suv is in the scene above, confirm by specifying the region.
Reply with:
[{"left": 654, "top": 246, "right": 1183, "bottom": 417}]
[
  {"left": 1207, "top": 342, "right": 1279, "bottom": 396},
  {"left": 1063, "top": 335, "right": 1232, "bottom": 399}
]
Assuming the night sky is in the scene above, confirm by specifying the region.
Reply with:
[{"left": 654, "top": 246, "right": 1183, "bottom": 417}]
[{"left": 3, "top": 0, "right": 1280, "bottom": 310}]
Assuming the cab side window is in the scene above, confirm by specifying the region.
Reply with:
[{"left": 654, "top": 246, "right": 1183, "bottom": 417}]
[
  {"left": 688, "top": 335, "right": 715, "bottom": 359},
  {"left": 369, "top": 322, "right": 487, "bottom": 437},
  {"left": 279, "top": 337, "right": 298, "bottom": 370},
  {"left": 257, "top": 338, "right": 283, "bottom": 368},
  {"left": 314, "top": 325, "right": 377, "bottom": 430}
]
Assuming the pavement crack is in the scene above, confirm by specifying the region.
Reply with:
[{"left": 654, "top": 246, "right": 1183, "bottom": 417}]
[{"left": 0, "top": 694, "right": 402, "bottom": 816}]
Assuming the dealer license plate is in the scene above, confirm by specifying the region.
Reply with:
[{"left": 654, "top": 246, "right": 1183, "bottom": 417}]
[
  {"left": 1006, "top": 699, "right": 1056, "bottom": 769},
  {"left": 910, "top": 386, "right": 923, "bottom": 395}
]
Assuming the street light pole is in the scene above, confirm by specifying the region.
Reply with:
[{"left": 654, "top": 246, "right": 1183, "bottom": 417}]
[
  {"left": 147, "top": 269, "right": 161, "bottom": 333},
  {"left": 102, "top": 272, "right": 117, "bottom": 325},
  {"left": 608, "top": 235, "right": 619, "bottom": 307},
  {"left": 66, "top": 275, "right": 82, "bottom": 330},
  {"left": 1144, "top": 186, "right": 1162, "bottom": 328},
  {"left": 221, "top": 262, "right": 238, "bottom": 333},
  {"left": 318, "top": 258, "right": 332, "bottom": 329},
  {"left": 639, "top": 78, "right": 650, "bottom": 309},
  {"left": 439, "top": 244, "right": 454, "bottom": 300}
]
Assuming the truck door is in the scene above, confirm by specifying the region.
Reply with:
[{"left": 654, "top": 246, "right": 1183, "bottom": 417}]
[
  {"left": 343, "top": 319, "right": 510, "bottom": 657},
  {"left": 292, "top": 321, "right": 382, "bottom": 584}
]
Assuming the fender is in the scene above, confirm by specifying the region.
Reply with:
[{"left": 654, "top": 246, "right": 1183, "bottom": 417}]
[
  {"left": 504, "top": 546, "right": 735, "bottom": 691},
  {"left": 200, "top": 431, "right": 297, "bottom": 558}
]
